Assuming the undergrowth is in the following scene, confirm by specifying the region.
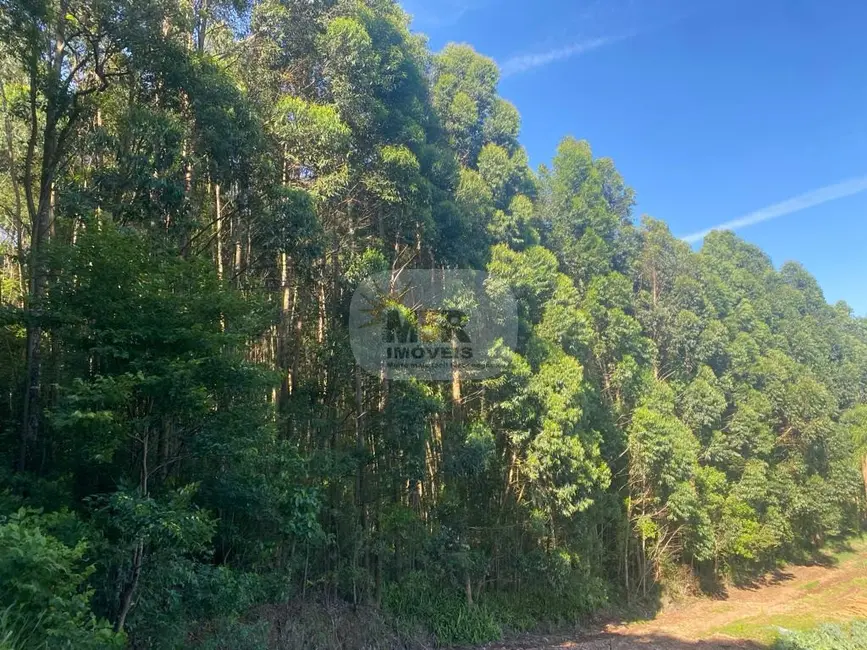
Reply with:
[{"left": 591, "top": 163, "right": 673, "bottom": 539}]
[
  {"left": 383, "top": 573, "right": 501, "bottom": 645},
  {"left": 382, "top": 571, "right": 609, "bottom": 645}
]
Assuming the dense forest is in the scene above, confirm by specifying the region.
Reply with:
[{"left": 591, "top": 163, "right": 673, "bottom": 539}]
[{"left": 1, "top": 0, "right": 866, "bottom": 648}]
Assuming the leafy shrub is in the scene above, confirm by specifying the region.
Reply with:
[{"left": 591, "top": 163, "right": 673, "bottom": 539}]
[
  {"left": 774, "top": 620, "right": 867, "bottom": 650},
  {"left": 484, "top": 577, "right": 609, "bottom": 632},
  {"left": 119, "top": 559, "right": 280, "bottom": 649},
  {"left": 0, "top": 510, "right": 123, "bottom": 649},
  {"left": 383, "top": 572, "right": 502, "bottom": 645}
]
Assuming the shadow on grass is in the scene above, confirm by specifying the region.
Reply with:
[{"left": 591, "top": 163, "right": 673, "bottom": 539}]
[
  {"left": 698, "top": 571, "right": 730, "bottom": 599},
  {"left": 714, "top": 533, "right": 865, "bottom": 591},
  {"left": 480, "top": 631, "right": 769, "bottom": 649},
  {"left": 601, "top": 633, "right": 769, "bottom": 649},
  {"left": 787, "top": 532, "right": 867, "bottom": 569},
  {"left": 730, "top": 568, "right": 796, "bottom": 591}
]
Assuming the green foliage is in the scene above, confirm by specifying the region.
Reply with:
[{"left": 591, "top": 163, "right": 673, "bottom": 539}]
[
  {"left": 774, "top": 620, "right": 867, "bottom": 650},
  {"left": 383, "top": 573, "right": 501, "bottom": 645},
  {"left": 0, "top": 510, "right": 123, "bottom": 649},
  {"left": 484, "top": 575, "right": 608, "bottom": 631}
]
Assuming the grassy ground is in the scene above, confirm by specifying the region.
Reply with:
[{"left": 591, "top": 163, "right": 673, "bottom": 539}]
[
  {"left": 612, "top": 535, "right": 867, "bottom": 647},
  {"left": 481, "top": 536, "right": 867, "bottom": 649}
]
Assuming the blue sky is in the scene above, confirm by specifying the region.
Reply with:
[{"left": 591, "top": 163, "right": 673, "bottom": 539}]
[{"left": 400, "top": 0, "right": 867, "bottom": 315}]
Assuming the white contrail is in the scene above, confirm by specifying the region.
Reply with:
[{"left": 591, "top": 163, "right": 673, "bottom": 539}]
[
  {"left": 682, "top": 174, "right": 867, "bottom": 243},
  {"left": 402, "top": 0, "right": 488, "bottom": 29},
  {"left": 500, "top": 33, "right": 633, "bottom": 78}
]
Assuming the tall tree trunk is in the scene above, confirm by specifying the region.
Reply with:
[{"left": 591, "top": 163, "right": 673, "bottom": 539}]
[
  {"left": 277, "top": 252, "right": 292, "bottom": 410},
  {"left": 116, "top": 429, "right": 150, "bottom": 632},
  {"left": 114, "top": 540, "right": 143, "bottom": 633},
  {"left": 354, "top": 363, "right": 367, "bottom": 601},
  {"left": 195, "top": 0, "right": 209, "bottom": 53},
  {"left": 21, "top": 43, "right": 64, "bottom": 470},
  {"left": 215, "top": 183, "right": 223, "bottom": 281},
  {"left": 861, "top": 454, "right": 867, "bottom": 503},
  {"left": 0, "top": 76, "right": 25, "bottom": 301}
]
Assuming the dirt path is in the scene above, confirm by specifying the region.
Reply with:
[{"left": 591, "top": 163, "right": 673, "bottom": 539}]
[{"left": 482, "top": 539, "right": 867, "bottom": 649}]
